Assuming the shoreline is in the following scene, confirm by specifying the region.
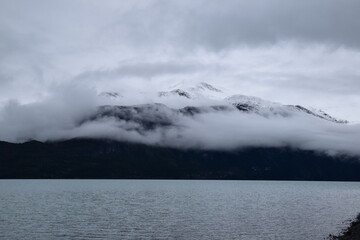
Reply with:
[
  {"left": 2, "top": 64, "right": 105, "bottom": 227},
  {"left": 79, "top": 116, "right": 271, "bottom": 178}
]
[{"left": 330, "top": 214, "right": 360, "bottom": 240}]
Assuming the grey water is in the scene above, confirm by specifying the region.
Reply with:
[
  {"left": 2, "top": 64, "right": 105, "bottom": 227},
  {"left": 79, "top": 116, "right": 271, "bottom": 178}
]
[{"left": 1, "top": 180, "right": 360, "bottom": 240}]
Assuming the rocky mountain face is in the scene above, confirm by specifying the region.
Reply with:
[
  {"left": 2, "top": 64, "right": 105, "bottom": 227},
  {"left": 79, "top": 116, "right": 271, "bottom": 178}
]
[{"left": 225, "top": 94, "right": 347, "bottom": 123}]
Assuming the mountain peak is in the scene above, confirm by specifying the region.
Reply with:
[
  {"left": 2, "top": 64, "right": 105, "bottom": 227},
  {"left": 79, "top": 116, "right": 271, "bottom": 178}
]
[
  {"left": 159, "top": 82, "right": 224, "bottom": 100},
  {"left": 98, "top": 92, "right": 122, "bottom": 99},
  {"left": 158, "top": 89, "right": 191, "bottom": 99},
  {"left": 225, "top": 94, "right": 347, "bottom": 123},
  {"left": 193, "top": 82, "right": 222, "bottom": 93},
  {"left": 225, "top": 94, "right": 279, "bottom": 108}
]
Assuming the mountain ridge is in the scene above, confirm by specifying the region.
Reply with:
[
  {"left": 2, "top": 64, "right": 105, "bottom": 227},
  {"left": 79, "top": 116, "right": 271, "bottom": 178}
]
[
  {"left": 99, "top": 82, "right": 346, "bottom": 124},
  {"left": 1, "top": 138, "right": 359, "bottom": 180}
]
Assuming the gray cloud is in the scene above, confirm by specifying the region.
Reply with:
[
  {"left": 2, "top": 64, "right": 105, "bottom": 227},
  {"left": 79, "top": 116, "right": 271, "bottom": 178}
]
[
  {"left": 75, "top": 61, "right": 205, "bottom": 81},
  {"left": 3, "top": 0, "right": 359, "bottom": 54},
  {"left": 1, "top": 89, "right": 360, "bottom": 157},
  {"left": 0, "top": 84, "right": 97, "bottom": 142},
  {"left": 111, "top": 0, "right": 360, "bottom": 50},
  {"left": 0, "top": 0, "right": 360, "bottom": 155}
]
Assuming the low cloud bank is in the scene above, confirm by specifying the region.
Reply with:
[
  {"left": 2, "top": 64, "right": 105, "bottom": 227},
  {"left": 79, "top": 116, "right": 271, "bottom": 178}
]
[{"left": 0, "top": 86, "right": 359, "bottom": 157}]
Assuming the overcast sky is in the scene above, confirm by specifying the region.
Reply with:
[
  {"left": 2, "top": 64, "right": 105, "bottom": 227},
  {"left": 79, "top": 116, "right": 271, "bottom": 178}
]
[{"left": 1, "top": 0, "right": 360, "bottom": 121}]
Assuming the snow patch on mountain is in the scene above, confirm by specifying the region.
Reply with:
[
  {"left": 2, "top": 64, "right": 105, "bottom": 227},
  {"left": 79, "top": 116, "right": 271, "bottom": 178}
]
[
  {"left": 158, "top": 89, "right": 191, "bottom": 99},
  {"left": 98, "top": 92, "right": 122, "bottom": 99},
  {"left": 225, "top": 94, "right": 347, "bottom": 123},
  {"left": 296, "top": 106, "right": 348, "bottom": 124},
  {"left": 159, "top": 82, "right": 225, "bottom": 100}
]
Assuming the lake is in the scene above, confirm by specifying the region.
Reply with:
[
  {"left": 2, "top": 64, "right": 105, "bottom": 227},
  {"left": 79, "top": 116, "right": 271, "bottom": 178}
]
[{"left": 1, "top": 180, "right": 360, "bottom": 240}]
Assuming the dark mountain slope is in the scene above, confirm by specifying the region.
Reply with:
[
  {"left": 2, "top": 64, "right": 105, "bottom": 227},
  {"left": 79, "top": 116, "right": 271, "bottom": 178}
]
[{"left": 0, "top": 139, "right": 359, "bottom": 180}]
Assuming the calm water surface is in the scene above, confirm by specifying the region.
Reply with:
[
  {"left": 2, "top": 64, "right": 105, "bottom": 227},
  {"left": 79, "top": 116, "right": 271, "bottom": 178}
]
[{"left": 1, "top": 180, "right": 360, "bottom": 240}]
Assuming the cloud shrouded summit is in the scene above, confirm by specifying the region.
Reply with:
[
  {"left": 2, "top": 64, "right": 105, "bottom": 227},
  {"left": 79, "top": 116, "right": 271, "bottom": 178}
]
[
  {"left": 0, "top": 0, "right": 359, "bottom": 155},
  {"left": 1, "top": 0, "right": 360, "bottom": 121},
  {"left": 0, "top": 81, "right": 360, "bottom": 157}
]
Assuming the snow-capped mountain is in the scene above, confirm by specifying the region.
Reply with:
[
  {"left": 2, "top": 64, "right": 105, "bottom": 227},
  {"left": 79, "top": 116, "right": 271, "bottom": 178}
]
[
  {"left": 93, "top": 82, "right": 347, "bottom": 130},
  {"left": 225, "top": 94, "right": 347, "bottom": 123},
  {"left": 158, "top": 82, "right": 225, "bottom": 99}
]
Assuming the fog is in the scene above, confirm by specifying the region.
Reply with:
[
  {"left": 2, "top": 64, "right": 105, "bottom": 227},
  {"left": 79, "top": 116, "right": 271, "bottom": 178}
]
[
  {"left": 0, "top": 0, "right": 359, "bottom": 156},
  {"left": 0, "top": 83, "right": 359, "bottom": 157},
  {"left": 1, "top": 0, "right": 360, "bottom": 120}
]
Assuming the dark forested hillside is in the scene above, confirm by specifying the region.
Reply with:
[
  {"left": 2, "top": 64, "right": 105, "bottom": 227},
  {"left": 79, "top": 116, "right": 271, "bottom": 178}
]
[{"left": 0, "top": 139, "right": 360, "bottom": 180}]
